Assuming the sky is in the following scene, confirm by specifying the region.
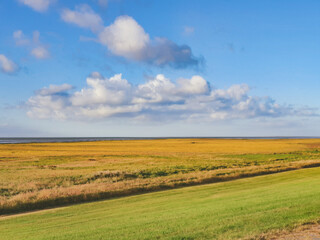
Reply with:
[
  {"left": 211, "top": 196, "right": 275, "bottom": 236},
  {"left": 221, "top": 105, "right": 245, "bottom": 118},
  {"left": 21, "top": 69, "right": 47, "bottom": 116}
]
[{"left": 0, "top": 0, "right": 320, "bottom": 137}]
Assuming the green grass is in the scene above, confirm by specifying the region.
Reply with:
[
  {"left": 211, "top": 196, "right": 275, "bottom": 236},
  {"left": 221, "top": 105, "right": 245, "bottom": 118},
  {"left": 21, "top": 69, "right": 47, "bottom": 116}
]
[{"left": 1, "top": 167, "right": 320, "bottom": 240}]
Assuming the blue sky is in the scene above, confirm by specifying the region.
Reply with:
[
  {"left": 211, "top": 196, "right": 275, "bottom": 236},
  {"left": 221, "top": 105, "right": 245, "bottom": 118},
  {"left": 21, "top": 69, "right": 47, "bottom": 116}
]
[{"left": 0, "top": 0, "right": 320, "bottom": 137}]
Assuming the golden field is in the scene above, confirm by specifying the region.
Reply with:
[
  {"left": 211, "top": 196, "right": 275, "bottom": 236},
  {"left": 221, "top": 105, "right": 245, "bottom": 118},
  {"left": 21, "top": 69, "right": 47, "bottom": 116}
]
[{"left": 1, "top": 138, "right": 320, "bottom": 214}]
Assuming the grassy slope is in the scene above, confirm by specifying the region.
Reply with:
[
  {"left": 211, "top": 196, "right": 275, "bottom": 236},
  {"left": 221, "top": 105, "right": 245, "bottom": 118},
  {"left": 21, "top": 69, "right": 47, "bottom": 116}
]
[
  {"left": 2, "top": 138, "right": 320, "bottom": 213},
  {"left": 1, "top": 167, "right": 320, "bottom": 240}
]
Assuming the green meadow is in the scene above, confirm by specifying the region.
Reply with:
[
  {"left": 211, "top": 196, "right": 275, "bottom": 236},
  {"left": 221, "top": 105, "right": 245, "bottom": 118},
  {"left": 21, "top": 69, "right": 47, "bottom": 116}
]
[{"left": 1, "top": 167, "right": 320, "bottom": 240}]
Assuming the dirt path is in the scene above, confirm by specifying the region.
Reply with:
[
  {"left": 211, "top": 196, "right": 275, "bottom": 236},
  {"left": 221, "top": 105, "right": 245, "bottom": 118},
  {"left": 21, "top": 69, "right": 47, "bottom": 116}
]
[
  {"left": 0, "top": 206, "right": 69, "bottom": 221},
  {"left": 268, "top": 223, "right": 320, "bottom": 240}
]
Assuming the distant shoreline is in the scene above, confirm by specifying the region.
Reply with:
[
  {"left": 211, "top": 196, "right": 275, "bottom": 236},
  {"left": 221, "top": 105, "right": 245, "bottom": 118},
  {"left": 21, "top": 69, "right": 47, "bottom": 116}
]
[{"left": 1, "top": 136, "right": 320, "bottom": 144}]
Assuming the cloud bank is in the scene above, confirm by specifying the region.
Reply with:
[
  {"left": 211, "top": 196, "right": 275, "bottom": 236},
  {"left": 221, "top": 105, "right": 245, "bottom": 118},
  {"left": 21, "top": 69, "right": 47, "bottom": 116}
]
[
  {"left": 0, "top": 54, "right": 18, "bottom": 74},
  {"left": 26, "top": 73, "right": 298, "bottom": 121},
  {"left": 60, "top": 5, "right": 201, "bottom": 68}
]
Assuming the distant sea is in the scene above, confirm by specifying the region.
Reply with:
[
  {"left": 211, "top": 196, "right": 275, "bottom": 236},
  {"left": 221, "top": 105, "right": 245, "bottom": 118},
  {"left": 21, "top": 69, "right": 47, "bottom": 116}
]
[
  {"left": 0, "top": 137, "right": 318, "bottom": 144},
  {"left": 0, "top": 137, "right": 156, "bottom": 144}
]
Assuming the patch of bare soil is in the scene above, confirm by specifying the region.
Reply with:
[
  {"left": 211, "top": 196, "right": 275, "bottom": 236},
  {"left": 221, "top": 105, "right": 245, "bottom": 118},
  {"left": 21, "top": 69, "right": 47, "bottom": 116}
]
[{"left": 267, "top": 223, "right": 320, "bottom": 240}]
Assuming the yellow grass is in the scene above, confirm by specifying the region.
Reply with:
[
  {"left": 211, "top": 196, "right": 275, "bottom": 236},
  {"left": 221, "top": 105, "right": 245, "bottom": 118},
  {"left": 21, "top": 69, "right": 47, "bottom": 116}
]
[{"left": 1, "top": 138, "right": 320, "bottom": 214}]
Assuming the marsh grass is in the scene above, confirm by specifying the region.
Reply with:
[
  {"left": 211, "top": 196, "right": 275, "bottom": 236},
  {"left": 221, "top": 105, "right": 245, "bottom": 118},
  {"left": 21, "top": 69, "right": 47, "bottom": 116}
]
[{"left": 1, "top": 138, "right": 320, "bottom": 214}]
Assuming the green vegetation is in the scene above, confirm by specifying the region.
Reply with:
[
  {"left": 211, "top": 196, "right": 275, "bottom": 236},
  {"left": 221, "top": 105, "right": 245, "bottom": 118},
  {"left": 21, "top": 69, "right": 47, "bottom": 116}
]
[
  {"left": 1, "top": 138, "right": 320, "bottom": 214},
  {"left": 1, "top": 167, "right": 320, "bottom": 240}
]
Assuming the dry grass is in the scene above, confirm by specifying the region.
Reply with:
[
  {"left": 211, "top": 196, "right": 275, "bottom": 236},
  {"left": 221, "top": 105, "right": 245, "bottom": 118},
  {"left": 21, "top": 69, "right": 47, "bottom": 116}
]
[
  {"left": 256, "top": 220, "right": 320, "bottom": 240},
  {"left": 1, "top": 138, "right": 320, "bottom": 214}
]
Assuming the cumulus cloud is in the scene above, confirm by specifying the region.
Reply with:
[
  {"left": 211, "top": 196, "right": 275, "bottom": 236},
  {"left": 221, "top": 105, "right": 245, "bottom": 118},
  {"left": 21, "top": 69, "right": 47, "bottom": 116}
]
[
  {"left": 0, "top": 54, "right": 18, "bottom": 74},
  {"left": 18, "top": 0, "right": 53, "bottom": 12},
  {"left": 26, "top": 73, "right": 302, "bottom": 121},
  {"left": 71, "top": 73, "right": 131, "bottom": 107},
  {"left": 36, "top": 83, "right": 73, "bottom": 95},
  {"left": 61, "top": 4, "right": 104, "bottom": 33},
  {"left": 99, "top": 16, "right": 149, "bottom": 60},
  {"left": 98, "top": 16, "right": 201, "bottom": 68},
  {"left": 177, "top": 76, "right": 210, "bottom": 95},
  {"left": 60, "top": 7, "right": 201, "bottom": 68},
  {"left": 13, "top": 30, "right": 50, "bottom": 59}
]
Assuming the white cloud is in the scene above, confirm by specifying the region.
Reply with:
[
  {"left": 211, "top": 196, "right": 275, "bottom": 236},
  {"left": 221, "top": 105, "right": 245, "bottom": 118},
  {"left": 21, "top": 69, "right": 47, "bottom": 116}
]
[
  {"left": 98, "top": 16, "right": 201, "bottom": 68},
  {"left": 61, "top": 4, "right": 104, "bottom": 33},
  {"left": 71, "top": 73, "right": 131, "bottom": 106},
  {"left": 134, "top": 74, "right": 177, "bottom": 104},
  {"left": 60, "top": 9, "right": 200, "bottom": 68},
  {"left": 13, "top": 30, "right": 30, "bottom": 46},
  {"left": 31, "top": 46, "right": 50, "bottom": 59},
  {"left": 26, "top": 73, "right": 301, "bottom": 121},
  {"left": 13, "top": 30, "right": 50, "bottom": 59},
  {"left": 27, "top": 94, "right": 69, "bottom": 119},
  {"left": 0, "top": 54, "right": 18, "bottom": 74},
  {"left": 18, "top": 0, "right": 53, "bottom": 12},
  {"left": 99, "top": 16, "right": 150, "bottom": 60},
  {"left": 27, "top": 84, "right": 73, "bottom": 119},
  {"left": 177, "top": 76, "right": 209, "bottom": 95},
  {"left": 36, "top": 83, "right": 73, "bottom": 95}
]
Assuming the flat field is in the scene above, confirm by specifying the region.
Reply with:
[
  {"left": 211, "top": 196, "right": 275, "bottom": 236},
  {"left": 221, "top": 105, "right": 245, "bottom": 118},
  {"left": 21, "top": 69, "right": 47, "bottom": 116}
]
[
  {"left": 1, "top": 167, "right": 320, "bottom": 240},
  {"left": 1, "top": 138, "right": 320, "bottom": 214}
]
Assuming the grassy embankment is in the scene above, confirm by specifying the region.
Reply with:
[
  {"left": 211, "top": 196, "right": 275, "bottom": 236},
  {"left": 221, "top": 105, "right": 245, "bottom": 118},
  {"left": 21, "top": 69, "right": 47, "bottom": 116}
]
[
  {"left": 1, "top": 167, "right": 320, "bottom": 240},
  {"left": 1, "top": 138, "right": 320, "bottom": 214}
]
